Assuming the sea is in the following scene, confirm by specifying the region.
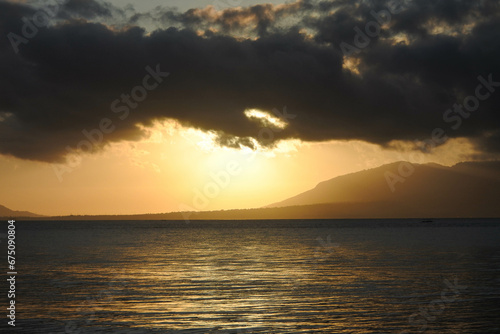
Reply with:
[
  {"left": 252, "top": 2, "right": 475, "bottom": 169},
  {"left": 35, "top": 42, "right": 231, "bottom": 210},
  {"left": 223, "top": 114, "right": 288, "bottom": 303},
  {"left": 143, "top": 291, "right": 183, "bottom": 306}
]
[{"left": 2, "top": 219, "right": 500, "bottom": 333}]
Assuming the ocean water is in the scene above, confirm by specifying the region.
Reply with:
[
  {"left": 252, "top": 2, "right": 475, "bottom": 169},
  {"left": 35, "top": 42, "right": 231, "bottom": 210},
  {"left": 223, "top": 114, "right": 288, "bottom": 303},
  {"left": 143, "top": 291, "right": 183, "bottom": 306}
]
[{"left": 3, "top": 219, "right": 500, "bottom": 333}]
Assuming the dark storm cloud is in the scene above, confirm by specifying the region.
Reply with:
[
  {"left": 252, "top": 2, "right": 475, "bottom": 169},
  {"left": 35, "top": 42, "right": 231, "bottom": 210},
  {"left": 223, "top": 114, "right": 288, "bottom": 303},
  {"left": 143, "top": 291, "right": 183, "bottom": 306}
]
[
  {"left": 56, "top": 0, "right": 129, "bottom": 24},
  {"left": 151, "top": 1, "right": 307, "bottom": 37},
  {"left": 61, "top": 0, "right": 113, "bottom": 19},
  {"left": 1, "top": 0, "right": 500, "bottom": 162}
]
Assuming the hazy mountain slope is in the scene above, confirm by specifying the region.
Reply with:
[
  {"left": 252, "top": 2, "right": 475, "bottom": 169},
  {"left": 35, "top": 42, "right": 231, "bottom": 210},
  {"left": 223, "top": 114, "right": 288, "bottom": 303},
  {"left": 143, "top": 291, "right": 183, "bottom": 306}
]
[
  {"left": 39, "top": 199, "right": 500, "bottom": 220},
  {"left": 267, "top": 161, "right": 500, "bottom": 217},
  {"left": 9, "top": 161, "right": 500, "bottom": 220},
  {"left": 0, "top": 204, "right": 42, "bottom": 218}
]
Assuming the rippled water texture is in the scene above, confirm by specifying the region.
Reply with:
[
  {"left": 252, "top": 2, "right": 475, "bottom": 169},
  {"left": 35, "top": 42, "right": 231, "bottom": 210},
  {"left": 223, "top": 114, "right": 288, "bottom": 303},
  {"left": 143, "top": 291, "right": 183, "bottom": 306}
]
[{"left": 5, "top": 219, "right": 500, "bottom": 333}]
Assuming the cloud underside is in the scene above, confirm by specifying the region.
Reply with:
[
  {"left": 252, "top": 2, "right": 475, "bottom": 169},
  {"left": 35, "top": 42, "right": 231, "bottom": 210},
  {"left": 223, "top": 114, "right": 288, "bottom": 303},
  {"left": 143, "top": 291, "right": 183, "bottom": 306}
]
[{"left": 1, "top": 0, "right": 500, "bottom": 162}]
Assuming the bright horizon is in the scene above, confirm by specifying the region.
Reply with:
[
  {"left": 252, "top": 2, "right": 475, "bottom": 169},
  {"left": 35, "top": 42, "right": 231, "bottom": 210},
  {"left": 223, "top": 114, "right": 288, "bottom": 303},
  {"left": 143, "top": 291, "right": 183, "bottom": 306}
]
[
  {"left": 0, "top": 118, "right": 481, "bottom": 216},
  {"left": 1, "top": 0, "right": 499, "bottom": 216}
]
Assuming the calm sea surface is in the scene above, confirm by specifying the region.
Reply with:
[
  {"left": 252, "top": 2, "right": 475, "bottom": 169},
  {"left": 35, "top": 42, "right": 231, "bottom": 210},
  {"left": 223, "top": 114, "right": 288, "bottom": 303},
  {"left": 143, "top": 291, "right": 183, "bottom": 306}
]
[{"left": 3, "top": 219, "right": 500, "bottom": 333}]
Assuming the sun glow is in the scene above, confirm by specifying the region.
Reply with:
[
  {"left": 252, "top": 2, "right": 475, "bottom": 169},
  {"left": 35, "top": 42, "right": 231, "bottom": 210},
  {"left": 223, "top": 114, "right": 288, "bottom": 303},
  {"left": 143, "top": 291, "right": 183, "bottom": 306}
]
[
  {"left": 244, "top": 108, "right": 288, "bottom": 129},
  {"left": 0, "top": 115, "right": 485, "bottom": 216}
]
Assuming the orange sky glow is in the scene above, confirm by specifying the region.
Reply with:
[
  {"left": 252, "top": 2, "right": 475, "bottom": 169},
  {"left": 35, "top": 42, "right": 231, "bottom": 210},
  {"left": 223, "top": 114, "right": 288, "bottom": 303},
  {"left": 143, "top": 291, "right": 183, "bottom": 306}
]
[{"left": 0, "top": 114, "right": 479, "bottom": 216}]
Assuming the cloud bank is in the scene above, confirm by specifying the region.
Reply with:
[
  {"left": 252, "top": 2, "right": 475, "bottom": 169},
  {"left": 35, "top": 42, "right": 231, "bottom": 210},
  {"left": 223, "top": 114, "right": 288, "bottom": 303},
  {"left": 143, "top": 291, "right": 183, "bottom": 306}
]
[{"left": 1, "top": 0, "right": 499, "bottom": 162}]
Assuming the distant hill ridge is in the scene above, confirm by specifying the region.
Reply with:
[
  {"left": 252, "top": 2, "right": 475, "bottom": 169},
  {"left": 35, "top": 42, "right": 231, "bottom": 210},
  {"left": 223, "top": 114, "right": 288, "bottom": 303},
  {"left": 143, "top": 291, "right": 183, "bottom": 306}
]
[
  {"left": 265, "top": 161, "right": 500, "bottom": 217},
  {"left": 0, "top": 204, "right": 42, "bottom": 218},
  {"left": 4, "top": 160, "right": 500, "bottom": 220}
]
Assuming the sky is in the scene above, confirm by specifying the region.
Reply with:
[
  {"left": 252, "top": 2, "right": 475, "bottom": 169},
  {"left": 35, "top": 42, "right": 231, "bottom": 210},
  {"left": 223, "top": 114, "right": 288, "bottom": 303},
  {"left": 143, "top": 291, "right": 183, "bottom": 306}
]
[{"left": 0, "top": 0, "right": 499, "bottom": 216}]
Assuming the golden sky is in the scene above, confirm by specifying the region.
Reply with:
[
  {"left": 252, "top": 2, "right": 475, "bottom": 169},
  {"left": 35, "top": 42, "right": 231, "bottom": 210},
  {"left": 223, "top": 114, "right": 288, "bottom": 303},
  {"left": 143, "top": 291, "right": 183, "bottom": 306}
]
[
  {"left": 1, "top": 0, "right": 499, "bottom": 216},
  {"left": 0, "top": 116, "right": 478, "bottom": 216}
]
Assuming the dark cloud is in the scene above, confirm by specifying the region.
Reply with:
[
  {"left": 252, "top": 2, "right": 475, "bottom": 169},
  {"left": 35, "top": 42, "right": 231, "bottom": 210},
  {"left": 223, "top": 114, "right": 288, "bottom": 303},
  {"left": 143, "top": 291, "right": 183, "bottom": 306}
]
[
  {"left": 60, "top": 0, "right": 113, "bottom": 19},
  {"left": 156, "top": 1, "right": 306, "bottom": 37},
  {"left": 1, "top": 0, "right": 500, "bottom": 162}
]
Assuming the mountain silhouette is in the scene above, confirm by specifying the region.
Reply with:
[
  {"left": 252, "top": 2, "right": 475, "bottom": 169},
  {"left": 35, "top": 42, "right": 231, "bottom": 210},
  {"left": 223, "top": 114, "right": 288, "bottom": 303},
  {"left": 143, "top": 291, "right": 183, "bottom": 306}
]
[
  {"left": 0, "top": 204, "right": 43, "bottom": 218},
  {"left": 7, "top": 161, "right": 500, "bottom": 220},
  {"left": 265, "top": 161, "right": 500, "bottom": 218}
]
